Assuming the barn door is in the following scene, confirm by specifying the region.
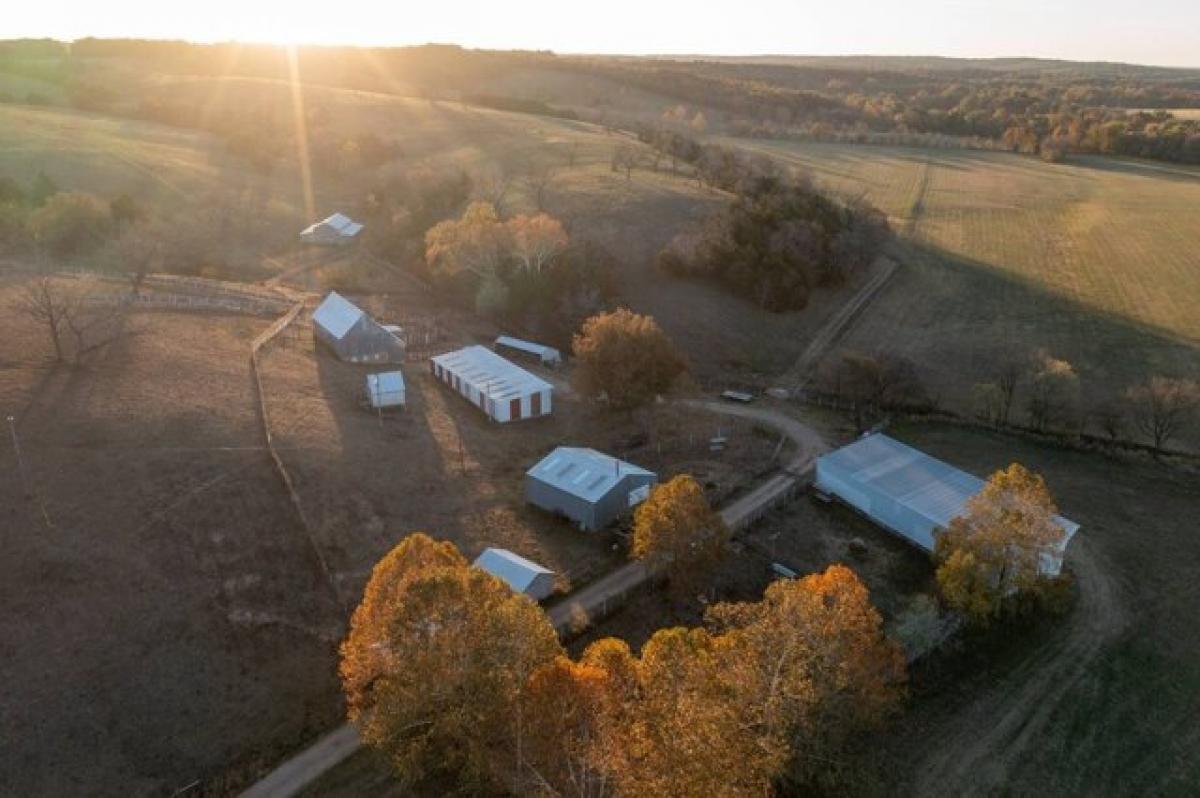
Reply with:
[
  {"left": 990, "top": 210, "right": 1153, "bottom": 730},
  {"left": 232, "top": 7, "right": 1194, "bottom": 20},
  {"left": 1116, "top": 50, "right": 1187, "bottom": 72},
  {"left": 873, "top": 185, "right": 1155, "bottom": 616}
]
[
  {"left": 531, "top": 392, "right": 542, "bottom": 416},
  {"left": 510, "top": 398, "right": 522, "bottom": 421}
]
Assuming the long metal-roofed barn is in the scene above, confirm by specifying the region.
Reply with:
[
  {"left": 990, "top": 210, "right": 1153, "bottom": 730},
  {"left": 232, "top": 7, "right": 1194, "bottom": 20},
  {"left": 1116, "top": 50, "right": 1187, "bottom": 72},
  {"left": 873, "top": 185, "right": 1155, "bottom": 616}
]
[
  {"left": 495, "top": 335, "right": 563, "bottom": 368},
  {"left": 526, "top": 447, "right": 657, "bottom": 531},
  {"left": 312, "top": 292, "right": 405, "bottom": 364},
  {"left": 300, "top": 212, "right": 363, "bottom": 245},
  {"left": 814, "top": 434, "right": 1079, "bottom": 575},
  {"left": 430, "top": 345, "right": 552, "bottom": 423},
  {"left": 473, "top": 547, "right": 556, "bottom": 601}
]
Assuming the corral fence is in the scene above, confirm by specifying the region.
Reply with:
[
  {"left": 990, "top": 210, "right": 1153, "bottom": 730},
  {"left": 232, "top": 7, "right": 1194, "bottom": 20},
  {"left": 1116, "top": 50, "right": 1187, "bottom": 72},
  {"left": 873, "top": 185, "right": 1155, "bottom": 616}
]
[
  {"left": 250, "top": 302, "right": 347, "bottom": 613},
  {"left": 87, "top": 291, "right": 289, "bottom": 317}
]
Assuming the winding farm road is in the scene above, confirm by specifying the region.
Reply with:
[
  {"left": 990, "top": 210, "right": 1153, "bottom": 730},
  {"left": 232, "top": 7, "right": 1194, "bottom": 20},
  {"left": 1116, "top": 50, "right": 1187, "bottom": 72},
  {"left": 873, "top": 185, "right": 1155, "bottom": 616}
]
[{"left": 915, "top": 536, "right": 1128, "bottom": 795}]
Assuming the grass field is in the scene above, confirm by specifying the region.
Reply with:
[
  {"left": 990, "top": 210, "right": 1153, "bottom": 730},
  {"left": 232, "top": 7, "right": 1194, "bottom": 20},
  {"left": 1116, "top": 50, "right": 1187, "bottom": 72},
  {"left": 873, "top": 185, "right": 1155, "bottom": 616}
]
[
  {"left": 873, "top": 422, "right": 1200, "bottom": 796},
  {"left": 727, "top": 139, "right": 1200, "bottom": 438}
]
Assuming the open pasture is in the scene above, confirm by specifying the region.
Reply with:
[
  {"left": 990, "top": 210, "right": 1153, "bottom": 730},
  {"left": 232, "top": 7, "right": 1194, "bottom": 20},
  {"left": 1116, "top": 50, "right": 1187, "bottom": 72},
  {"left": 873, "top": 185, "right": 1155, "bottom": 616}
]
[{"left": 729, "top": 139, "right": 1200, "bottom": 432}]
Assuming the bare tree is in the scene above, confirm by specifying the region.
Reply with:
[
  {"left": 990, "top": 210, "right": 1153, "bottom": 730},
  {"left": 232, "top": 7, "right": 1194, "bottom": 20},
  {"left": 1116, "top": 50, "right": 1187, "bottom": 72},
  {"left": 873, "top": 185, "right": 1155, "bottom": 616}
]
[
  {"left": 994, "top": 354, "right": 1025, "bottom": 425},
  {"left": 15, "top": 276, "right": 123, "bottom": 363},
  {"left": 520, "top": 160, "right": 558, "bottom": 212},
  {"left": 17, "top": 276, "right": 74, "bottom": 362},
  {"left": 611, "top": 144, "right": 639, "bottom": 181},
  {"left": 1026, "top": 351, "right": 1079, "bottom": 433},
  {"left": 1089, "top": 399, "right": 1127, "bottom": 443},
  {"left": 1126, "top": 377, "right": 1200, "bottom": 451},
  {"left": 473, "top": 164, "right": 513, "bottom": 216},
  {"left": 113, "top": 225, "right": 162, "bottom": 296}
]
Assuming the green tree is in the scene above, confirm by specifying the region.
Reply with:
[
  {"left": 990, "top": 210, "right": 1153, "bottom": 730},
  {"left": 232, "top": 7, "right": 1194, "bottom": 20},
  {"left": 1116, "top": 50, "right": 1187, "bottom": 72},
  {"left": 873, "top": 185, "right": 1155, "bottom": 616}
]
[
  {"left": 30, "top": 192, "right": 113, "bottom": 257},
  {"left": 571, "top": 309, "right": 686, "bottom": 411},
  {"left": 109, "top": 194, "right": 143, "bottom": 229},
  {"left": 29, "top": 171, "right": 57, "bottom": 207}
]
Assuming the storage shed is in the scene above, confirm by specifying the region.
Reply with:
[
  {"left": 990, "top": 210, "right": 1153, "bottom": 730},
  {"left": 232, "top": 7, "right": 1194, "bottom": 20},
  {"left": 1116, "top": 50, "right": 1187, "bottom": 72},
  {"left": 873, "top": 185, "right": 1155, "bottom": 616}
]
[
  {"left": 300, "top": 212, "right": 363, "bottom": 245},
  {"left": 525, "top": 447, "right": 657, "bottom": 532},
  {"left": 312, "top": 292, "right": 405, "bottom": 364},
  {"left": 495, "top": 335, "right": 563, "bottom": 368},
  {"left": 430, "top": 345, "right": 552, "bottom": 423},
  {"left": 473, "top": 548, "right": 556, "bottom": 601},
  {"left": 814, "top": 434, "right": 1079, "bottom": 575},
  {"left": 365, "top": 371, "right": 405, "bottom": 409}
]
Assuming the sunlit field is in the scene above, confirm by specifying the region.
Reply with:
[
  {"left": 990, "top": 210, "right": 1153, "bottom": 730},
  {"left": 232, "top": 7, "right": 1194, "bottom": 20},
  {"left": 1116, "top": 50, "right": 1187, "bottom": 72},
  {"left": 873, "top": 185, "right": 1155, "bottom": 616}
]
[{"left": 727, "top": 138, "right": 1200, "bottom": 426}]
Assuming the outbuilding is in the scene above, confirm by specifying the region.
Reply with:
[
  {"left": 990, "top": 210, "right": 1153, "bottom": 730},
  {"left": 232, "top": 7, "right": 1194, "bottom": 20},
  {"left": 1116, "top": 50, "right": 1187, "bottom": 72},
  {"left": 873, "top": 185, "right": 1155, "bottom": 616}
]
[
  {"left": 814, "top": 433, "right": 1079, "bottom": 575},
  {"left": 365, "top": 371, "right": 405, "bottom": 409},
  {"left": 495, "top": 335, "right": 563, "bottom": 368},
  {"left": 312, "top": 292, "right": 405, "bottom": 364},
  {"left": 525, "top": 447, "right": 657, "bottom": 532},
  {"left": 430, "top": 345, "right": 552, "bottom": 423},
  {"left": 473, "top": 547, "right": 556, "bottom": 601},
  {"left": 300, "top": 212, "right": 363, "bottom": 245}
]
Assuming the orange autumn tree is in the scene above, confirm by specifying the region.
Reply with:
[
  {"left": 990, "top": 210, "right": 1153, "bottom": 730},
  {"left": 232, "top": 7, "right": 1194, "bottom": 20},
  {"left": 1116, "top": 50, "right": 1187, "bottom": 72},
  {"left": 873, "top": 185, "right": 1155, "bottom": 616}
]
[
  {"left": 707, "top": 564, "right": 907, "bottom": 783},
  {"left": 631, "top": 475, "right": 729, "bottom": 599},
  {"left": 508, "top": 212, "right": 569, "bottom": 274},
  {"left": 572, "top": 309, "right": 687, "bottom": 411},
  {"left": 935, "top": 463, "right": 1068, "bottom": 624},
  {"left": 339, "top": 533, "right": 561, "bottom": 793},
  {"left": 521, "top": 656, "right": 612, "bottom": 797}
]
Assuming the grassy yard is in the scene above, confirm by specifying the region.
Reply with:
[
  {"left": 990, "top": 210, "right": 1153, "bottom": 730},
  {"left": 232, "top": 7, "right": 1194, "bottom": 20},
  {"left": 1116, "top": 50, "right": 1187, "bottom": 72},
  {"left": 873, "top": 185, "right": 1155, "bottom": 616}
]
[{"left": 726, "top": 139, "right": 1200, "bottom": 443}]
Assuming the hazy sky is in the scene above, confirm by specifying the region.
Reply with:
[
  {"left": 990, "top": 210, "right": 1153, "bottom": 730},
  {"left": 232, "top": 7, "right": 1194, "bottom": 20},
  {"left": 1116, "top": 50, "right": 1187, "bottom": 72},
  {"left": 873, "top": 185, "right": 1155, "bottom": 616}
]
[{"left": 8, "top": 0, "right": 1200, "bottom": 68}]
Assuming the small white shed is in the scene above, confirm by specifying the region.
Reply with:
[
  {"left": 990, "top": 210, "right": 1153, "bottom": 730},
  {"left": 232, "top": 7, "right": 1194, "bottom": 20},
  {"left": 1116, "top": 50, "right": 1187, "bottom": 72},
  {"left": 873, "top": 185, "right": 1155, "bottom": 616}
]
[
  {"left": 473, "top": 548, "right": 556, "bottom": 601},
  {"left": 366, "top": 371, "right": 405, "bottom": 409}
]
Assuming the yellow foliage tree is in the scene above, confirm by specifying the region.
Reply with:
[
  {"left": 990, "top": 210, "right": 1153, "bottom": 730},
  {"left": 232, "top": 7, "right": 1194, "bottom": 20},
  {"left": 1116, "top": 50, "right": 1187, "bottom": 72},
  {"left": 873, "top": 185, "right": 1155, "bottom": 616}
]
[
  {"left": 571, "top": 309, "right": 686, "bottom": 411},
  {"left": 507, "top": 212, "right": 569, "bottom": 274},
  {"left": 521, "top": 656, "right": 611, "bottom": 797},
  {"left": 707, "top": 564, "right": 907, "bottom": 783},
  {"left": 935, "top": 463, "right": 1068, "bottom": 624},
  {"left": 339, "top": 534, "right": 562, "bottom": 792},
  {"left": 424, "top": 200, "right": 511, "bottom": 278},
  {"left": 631, "top": 475, "right": 728, "bottom": 599}
]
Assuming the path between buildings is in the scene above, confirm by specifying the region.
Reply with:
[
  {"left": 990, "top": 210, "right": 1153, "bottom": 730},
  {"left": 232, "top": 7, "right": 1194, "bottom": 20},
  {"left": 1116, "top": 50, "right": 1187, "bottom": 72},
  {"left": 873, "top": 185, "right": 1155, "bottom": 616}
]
[{"left": 240, "top": 400, "right": 827, "bottom": 798}]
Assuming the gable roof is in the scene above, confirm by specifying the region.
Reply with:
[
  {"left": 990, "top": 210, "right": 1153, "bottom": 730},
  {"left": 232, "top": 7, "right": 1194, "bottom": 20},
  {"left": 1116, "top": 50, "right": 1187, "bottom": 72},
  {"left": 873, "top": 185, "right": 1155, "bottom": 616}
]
[
  {"left": 527, "top": 447, "right": 655, "bottom": 502},
  {"left": 473, "top": 548, "right": 554, "bottom": 594},
  {"left": 312, "top": 292, "right": 365, "bottom": 340},
  {"left": 817, "top": 434, "right": 1079, "bottom": 551},
  {"left": 495, "top": 335, "right": 562, "bottom": 362},
  {"left": 431, "top": 345, "right": 552, "bottom": 401},
  {"left": 302, "top": 213, "right": 363, "bottom": 238}
]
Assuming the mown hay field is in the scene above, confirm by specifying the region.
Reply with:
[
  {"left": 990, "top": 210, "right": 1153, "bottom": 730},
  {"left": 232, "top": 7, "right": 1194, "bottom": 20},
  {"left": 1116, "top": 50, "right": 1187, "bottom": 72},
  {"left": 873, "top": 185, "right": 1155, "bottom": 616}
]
[{"left": 728, "top": 139, "right": 1200, "bottom": 435}]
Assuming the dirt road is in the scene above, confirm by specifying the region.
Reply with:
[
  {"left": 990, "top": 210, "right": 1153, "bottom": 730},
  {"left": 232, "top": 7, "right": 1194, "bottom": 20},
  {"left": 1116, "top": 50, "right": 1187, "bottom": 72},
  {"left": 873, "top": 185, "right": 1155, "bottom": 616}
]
[
  {"left": 914, "top": 536, "right": 1128, "bottom": 795},
  {"left": 241, "top": 400, "right": 827, "bottom": 797}
]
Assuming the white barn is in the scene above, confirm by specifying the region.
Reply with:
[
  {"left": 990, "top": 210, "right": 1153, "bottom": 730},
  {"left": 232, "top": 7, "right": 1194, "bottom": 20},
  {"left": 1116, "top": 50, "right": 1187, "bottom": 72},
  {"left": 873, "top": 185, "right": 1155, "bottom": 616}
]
[
  {"left": 495, "top": 335, "right": 563, "bottom": 368},
  {"left": 430, "top": 345, "right": 552, "bottom": 423},
  {"left": 473, "top": 547, "right": 556, "bottom": 601},
  {"left": 365, "top": 371, "right": 405, "bottom": 409},
  {"left": 300, "top": 212, "right": 363, "bottom": 245},
  {"left": 814, "top": 434, "right": 1079, "bottom": 576}
]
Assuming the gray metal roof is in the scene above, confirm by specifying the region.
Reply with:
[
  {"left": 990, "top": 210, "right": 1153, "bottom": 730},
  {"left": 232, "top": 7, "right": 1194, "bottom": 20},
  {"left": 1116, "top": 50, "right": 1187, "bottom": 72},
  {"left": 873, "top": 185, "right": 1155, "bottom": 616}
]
[
  {"left": 495, "top": 335, "right": 562, "bottom": 362},
  {"left": 817, "top": 433, "right": 1079, "bottom": 551},
  {"left": 302, "top": 212, "right": 363, "bottom": 238},
  {"left": 431, "top": 345, "right": 552, "bottom": 400},
  {"left": 312, "top": 291, "right": 364, "bottom": 340},
  {"left": 473, "top": 548, "right": 553, "bottom": 594},
  {"left": 527, "top": 447, "right": 655, "bottom": 503},
  {"left": 366, "top": 371, "right": 405, "bottom": 406}
]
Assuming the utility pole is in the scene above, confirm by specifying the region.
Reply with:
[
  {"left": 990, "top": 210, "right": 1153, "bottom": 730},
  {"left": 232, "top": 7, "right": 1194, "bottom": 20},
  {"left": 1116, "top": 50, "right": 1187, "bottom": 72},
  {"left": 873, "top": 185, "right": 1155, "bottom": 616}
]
[{"left": 7, "top": 415, "right": 30, "bottom": 499}]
